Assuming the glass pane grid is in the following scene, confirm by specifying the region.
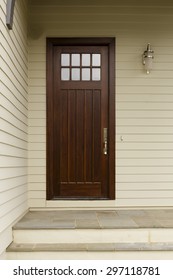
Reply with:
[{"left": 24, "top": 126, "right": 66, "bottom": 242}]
[{"left": 61, "top": 53, "right": 101, "bottom": 81}]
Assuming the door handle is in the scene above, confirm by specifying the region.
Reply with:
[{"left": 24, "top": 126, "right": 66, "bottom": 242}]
[{"left": 103, "top": 128, "right": 108, "bottom": 155}]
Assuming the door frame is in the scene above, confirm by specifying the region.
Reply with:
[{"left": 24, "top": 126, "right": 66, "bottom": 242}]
[{"left": 46, "top": 37, "right": 115, "bottom": 200}]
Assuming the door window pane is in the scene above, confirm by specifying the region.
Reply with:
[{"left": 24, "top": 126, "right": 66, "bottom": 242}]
[
  {"left": 61, "top": 54, "right": 70, "bottom": 66},
  {"left": 72, "top": 54, "right": 80, "bottom": 66},
  {"left": 92, "top": 68, "right": 101, "bottom": 81},
  {"left": 61, "top": 68, "right": 70, "bottom": 80},
  {"left": 82, "top": 68, "right": 90, "bottom": 80},
  {"left": 82, "top": 54, "right": 90, "bottom": 66},
  {"left": 72, "top": 68, "right": 80, "bottom": 80},
  {"left": 92, "top": 54, "right": 101, "bottom": 66}
]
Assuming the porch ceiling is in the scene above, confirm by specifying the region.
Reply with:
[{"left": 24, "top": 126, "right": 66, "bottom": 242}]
[{"left": 28, "top": 0, "right": 173, "bottom": 32}]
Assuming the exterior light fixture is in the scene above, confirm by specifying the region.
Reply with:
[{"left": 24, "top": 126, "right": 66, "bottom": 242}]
[
  {"left": 142, "top": 43, "right": 154, "bottom": 74},
  {"left": 6, "top": 0, "right": 16, "bottom": 30}
]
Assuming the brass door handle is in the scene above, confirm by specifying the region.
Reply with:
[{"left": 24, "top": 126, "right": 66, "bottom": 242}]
[{"left": 103, "top": 140, "right": 108, "bottom": 155}]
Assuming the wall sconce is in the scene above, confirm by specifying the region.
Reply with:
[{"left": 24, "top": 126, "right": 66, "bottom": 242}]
[
  {"left": 142, "top": 43, "right": 154, "bottom": 74},
  {"left": 6, "top": 0, "right": 16, "bottom": 30}
]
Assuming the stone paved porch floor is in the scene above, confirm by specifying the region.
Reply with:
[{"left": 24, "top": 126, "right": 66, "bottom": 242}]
[{"left": 13, "top": 209, "right": 173, "bottom": 229}]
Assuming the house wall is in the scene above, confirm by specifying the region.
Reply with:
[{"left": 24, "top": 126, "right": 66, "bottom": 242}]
[
  {"left": 28, "top": 0, "right": 173, "bottom": 209},
  {"left": 0, "top": 0, "right": 28, "bottom": 255}
]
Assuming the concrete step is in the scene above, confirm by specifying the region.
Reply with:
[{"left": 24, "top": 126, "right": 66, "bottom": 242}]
[
  {"left": 12, "top": 227, "right": 173, "bottom": 244},
  {"left": 7, "top": 242, "right": 173, "bottom": 252},
  {"left": 6, "top": 242, "right": 173, "bottom": 260},
  {"left": 6, "top": 210, "right": 173, "bottom": 259}
]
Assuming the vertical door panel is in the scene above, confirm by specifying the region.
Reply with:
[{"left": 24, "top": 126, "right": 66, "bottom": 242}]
[
  {"left": 60, "top": 90, "right": 68, "bottom": 182},
  {"left": 76, "top": 90, "right": 85, "bottom": 182},
  {"left": 68, "top": 90, "right": 76, "bottom": 183},
  {"left": 85, "top": 90, "right": 93, "bottom": 182},
  {"left": 93, "top": 90, "right": 101, "bottom": 182}
]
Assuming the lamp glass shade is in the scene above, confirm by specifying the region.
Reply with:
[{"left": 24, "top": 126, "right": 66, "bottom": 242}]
[{"left": 144, "top": 56, "right": 153, "bottom": 74}]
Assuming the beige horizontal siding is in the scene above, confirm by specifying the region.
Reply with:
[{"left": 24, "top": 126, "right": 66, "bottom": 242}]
[
  {"left": 0, "top": 0, "right": 28, "bottom": 254},
  {"left": 28, "top": 0, "right": 173, "bottom": 208}
]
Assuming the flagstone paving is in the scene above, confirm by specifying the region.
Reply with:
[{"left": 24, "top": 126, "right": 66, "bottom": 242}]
[{"left": 13, "top": 209, "right": 173, "bottom": 229}]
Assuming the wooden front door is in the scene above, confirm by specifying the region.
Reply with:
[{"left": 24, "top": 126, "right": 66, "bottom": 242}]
[{"left": 47, "top": 38, "right": 115, "bottom": 200}]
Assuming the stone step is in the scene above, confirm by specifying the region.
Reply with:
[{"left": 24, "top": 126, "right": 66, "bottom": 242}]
[
  {"left": 6, "top": 242, "right": 173, "bottom": 260},
  {"left": 7, "top": 242, "right": 173, "bottom": 252},
  {"left": 6, "top": 210, "right": 173, "bottom": 259},
  {"left": 12, "top": 228, "right": 173, "bottom": 244}
]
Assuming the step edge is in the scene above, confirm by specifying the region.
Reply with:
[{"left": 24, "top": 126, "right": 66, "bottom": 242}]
[{"left": 6, "top": 242, "right": 173, "bottom": 252}]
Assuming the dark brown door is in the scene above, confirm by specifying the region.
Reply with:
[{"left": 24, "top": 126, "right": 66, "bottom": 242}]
[{"left": 47, "top": 38, "right": 115, "bottom": 200}]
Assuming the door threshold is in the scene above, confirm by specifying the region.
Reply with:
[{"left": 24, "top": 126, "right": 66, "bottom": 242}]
[{"left": 52, "top": 197, "right": 110, "bottom": 201}]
